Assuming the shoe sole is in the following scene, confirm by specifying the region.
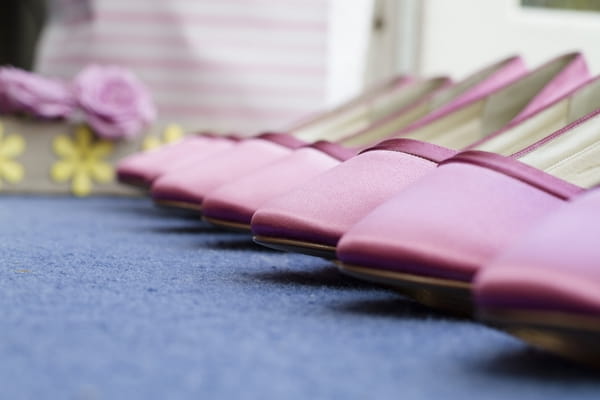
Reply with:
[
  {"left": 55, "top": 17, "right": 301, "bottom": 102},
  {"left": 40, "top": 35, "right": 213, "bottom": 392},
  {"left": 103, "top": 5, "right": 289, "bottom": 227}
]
[
  {"left": 480, "top": 308, "right": 600, "bottom": 368},
  {"left": 118, "top": 177, "right": 151, "bottom": 190},
  {"left": 338, "top": 262, "right": 473, "bottom": 315},
  {"left": 203, "top": 216, "right": 252, "bottom": 232},
  {"left": 154, "top": 199, "right": 202, "bottom": 212},
  {"left": 253, "top": 235, "right": 337, "bottom": 259}
]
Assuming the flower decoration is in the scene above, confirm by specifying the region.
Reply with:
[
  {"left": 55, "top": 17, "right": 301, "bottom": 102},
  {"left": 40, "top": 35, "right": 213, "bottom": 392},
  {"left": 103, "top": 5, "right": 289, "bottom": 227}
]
[
  {"left": 142, "top": 123, "right": 184, "bottom": 151},
  {"left": 0, "top": 65, "right": 157, "bottom": 141},
  {"left": 0, "top": 122, "right": 25, "bottom": 190},
  {"left": 74, "top": 65, "right": 156, "bottom": 140},
  {"left": 51, "top": 125, "right": 114, "bottom": 196},
  {"left": 0, "top": 67, "right": 75, "bottom": 118}
]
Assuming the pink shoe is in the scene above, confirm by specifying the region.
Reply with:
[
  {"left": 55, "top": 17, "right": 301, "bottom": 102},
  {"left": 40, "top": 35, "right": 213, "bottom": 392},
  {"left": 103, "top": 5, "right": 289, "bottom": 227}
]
[
  {"left": 116, "top": 134, "right": 237, "bottom": 189},
  {"left": 116, "top": 74, "right": 417, "bottom": 190},
  {"left": 475, "top": 188, "right": 600, "bottom": 365},
  {"left": 148, "top": 76, "right": 452, "bottom": 211},
  {"left": 201, "top": 55, "right": 529, "bottom": 227},
  {"left": 151, "top": 133, "right": 306, "bottom": 210},
  {"left": 202, "top": 142, "right": 355, "bottom": 229},
  {"left": 251, "top": 53, "right": 589, "bottom": 258},
  {"left": 337, "top": 100, "right": 600, "bottom": 315}
]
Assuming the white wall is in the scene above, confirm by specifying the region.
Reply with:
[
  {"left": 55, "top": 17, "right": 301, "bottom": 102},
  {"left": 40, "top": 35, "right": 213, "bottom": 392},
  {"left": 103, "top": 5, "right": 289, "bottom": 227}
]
[
  {"left": 419, "top": 0, "right": 600, "bottom": 79},
  {"left": 326, "top": 0, "right": 374, "bottom": 105}
]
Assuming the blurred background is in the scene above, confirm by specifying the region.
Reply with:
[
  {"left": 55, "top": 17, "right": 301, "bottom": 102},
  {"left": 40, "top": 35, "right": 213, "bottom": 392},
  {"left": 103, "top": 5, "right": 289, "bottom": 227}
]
[{"left": 3, "top": 0, "right": 600, "bottom": 134}]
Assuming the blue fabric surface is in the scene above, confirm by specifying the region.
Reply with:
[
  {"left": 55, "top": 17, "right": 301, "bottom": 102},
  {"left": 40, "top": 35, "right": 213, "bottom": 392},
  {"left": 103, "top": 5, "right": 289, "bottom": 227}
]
[{"left": 0, "top": 195, "right": 598, "bottom": 399}]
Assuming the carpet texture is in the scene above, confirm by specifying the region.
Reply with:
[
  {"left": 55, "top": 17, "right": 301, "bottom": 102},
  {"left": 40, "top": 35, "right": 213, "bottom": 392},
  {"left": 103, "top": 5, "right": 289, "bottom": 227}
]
[{"left": 0, "top": 196, "right": 598, "bottom": 399}]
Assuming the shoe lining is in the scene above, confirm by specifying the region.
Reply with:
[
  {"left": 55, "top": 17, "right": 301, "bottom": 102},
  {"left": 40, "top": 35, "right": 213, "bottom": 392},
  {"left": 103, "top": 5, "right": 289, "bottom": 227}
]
[
  {"left": 340, "top": 57, "right": 524, "bottom": 148},
  {"left": 473, "top": 79, "right": 600, "bottom": 156},
  {"left": 429, "top": 57, "right": 519, "bottom": 110},
  {"left": 340, "top": 101, "right": 431, "bottom": 147},
  {"left": 399, "top": 55, "right": 576, "bottom": 151},
  {"left": 293, "top": 78, "right": 447, "bottom": 143},
  {"left": 518, "top": 112, "right": 600, "bottom": 188}
]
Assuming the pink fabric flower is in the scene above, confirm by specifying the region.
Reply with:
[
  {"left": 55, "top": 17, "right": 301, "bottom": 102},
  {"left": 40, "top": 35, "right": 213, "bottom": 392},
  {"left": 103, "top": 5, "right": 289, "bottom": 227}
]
[
  {"left": 74, "top": 65, "right": 156, "bottom": 140},
  {"left": 0, "top": 67, "right": 76, "bottom": 118}
]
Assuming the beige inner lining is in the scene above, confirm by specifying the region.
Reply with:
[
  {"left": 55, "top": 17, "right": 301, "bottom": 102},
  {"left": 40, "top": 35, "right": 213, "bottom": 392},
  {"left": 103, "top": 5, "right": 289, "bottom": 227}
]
[
  {"left": 376, "top": 55, "right": 575, "bottom": 151},
  {"left": 340, "top": 101, "right": 431, "bottom": 147},
  {"left": 474, "top": 79, "right": 600, "bottom": 156},
  {"left": 518, "top": 111, "right": 600, "bottom": 188},
  {"left": 341, "top": 58, "right": 526, "bottom": 148},
  {"left": 292, "top": 77, "right": 447, "bottom": 143}
]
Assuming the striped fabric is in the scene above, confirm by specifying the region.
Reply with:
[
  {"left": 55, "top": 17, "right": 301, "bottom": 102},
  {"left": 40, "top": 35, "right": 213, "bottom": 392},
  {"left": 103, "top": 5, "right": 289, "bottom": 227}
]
[{"left": 37, "top": 0, "right": 330, "bottom": 134}]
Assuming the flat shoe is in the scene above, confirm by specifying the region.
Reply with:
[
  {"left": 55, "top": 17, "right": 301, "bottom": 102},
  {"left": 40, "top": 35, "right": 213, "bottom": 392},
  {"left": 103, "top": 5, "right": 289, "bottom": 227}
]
[
  {"left": 337, "top": 104, "right": 600, "bottom": 315},
  {"left": 201, "top": 55, "right": 529, "bottom": 228},
  {"left": 151, "top": 133, "right": 306, "bottom": 209},
  {"left": 251, "top": 52, "right": 589, "bottom": 257},
  {"left": 116, "top": 134, "right": 236, "bottom": 189},
  {"left": 475, "top": 188, "right": 600, "bottom": 366},
  {"left": 148, "top": 75, "right": 461, "bottom": 211},
  {"left": 116, "top": 74, "right": 418, "bottom": 190}
]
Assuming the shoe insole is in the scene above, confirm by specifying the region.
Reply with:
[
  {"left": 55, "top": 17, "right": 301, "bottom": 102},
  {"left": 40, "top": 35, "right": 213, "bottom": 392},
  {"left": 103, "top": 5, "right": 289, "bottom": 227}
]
[
  {"left": 473, "top": 78, "right": 600, "bottom": 156},
  {"left": 292, "top": 77, "right": 448, "bottom": 143},
  {"left": 389, "top": 54, "right": 578, "bottom": 151},
  {"left": 518, "top": 109, "right": 600, "bottom": 188},
  {"left": 338, "top": 56, "right": 527, "bottom": 147}
]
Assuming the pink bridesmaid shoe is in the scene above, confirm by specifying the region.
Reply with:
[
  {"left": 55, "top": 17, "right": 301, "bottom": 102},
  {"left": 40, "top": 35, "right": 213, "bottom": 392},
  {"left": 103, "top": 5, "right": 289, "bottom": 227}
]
[
  {"left": 336, "top": 83, "right": 600, "bottom": 314},
  {"left": 251, "top": 53, "right": 589, "bottom": 258},
  {"left": 198, "top": 55, "right": 528, "bottom": 227},
  {"left": 116, "top": 73, "right": 416, "bottom": 190},
  {"left": 151, "top": 56, "right": 527, "bottom": 212},
  {"left": 116, "top": 134, "right": 239, "bottom": 189},
  {"left": 152, "top": 133, "right": 309, "bottom": 210},
  {"left": 475, "top": 188, "right": 600, "bottom": 366},
  {"left": 149, "top": 75, "right": 455, "bottom": 210}
]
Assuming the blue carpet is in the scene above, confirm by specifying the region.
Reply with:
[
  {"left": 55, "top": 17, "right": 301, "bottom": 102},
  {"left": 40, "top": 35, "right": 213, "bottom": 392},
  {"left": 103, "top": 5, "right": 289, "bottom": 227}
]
[{"left": 0, "top": 195, "right": 598, "bottom": 399}]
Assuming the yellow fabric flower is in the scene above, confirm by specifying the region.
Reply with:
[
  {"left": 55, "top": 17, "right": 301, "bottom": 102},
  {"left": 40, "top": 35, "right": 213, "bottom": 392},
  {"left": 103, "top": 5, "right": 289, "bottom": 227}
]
[
  {"left": 0, "top": 123, "right": 25, "bottom": 190},
  {"left": 51, "top": 125, "right": 114, "bottom": 197},
  {"left": 142, "top": 123, "right": 184, "bottom": 151}
]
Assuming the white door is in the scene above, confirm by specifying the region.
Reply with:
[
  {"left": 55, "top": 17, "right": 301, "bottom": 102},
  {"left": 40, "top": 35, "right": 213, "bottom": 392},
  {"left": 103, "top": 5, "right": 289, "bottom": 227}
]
[{"left": 417, "top": 0, "right": 600, "bottom": 78}]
